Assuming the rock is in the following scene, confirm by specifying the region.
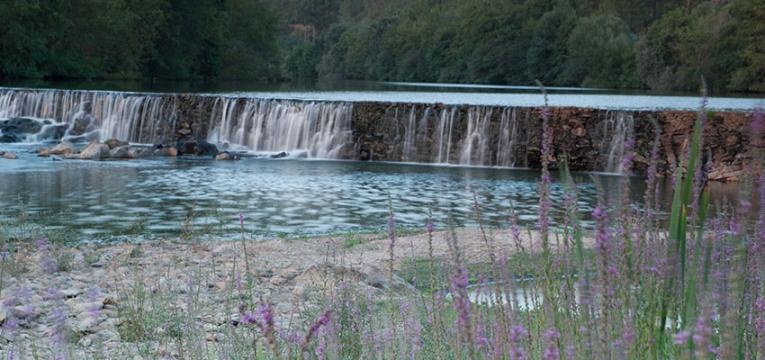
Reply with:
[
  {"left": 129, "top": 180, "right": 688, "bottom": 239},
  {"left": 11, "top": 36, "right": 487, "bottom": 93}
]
[
  {"left": 194, "top": 141, "right": 218, "bottom": 157},
  {"left": 177, "top": 128, "right": 192, "bottom": 136},
  {"left": 108, "top": 145, "right": 131, "bottom": 159},
  {"left": 37, "top": 124, "right": 67, "bottom": 142},
  {"left": 104, "top": 139, "right": 128, "bottom": 150},
  {"left": 2, "top": 152, "right": 18, "bottom": 160},
  {"left": 294, "top": 263, "right": 416, "bottom": 295},
  {"left": 49, "top": 141, "right": 75, "bottom": 155},
  {"left": 0, "top": 117, "right": 43, "bottom": 135},
  {"left": 64, "top": 133, "right": 100, "bottom": 143},
  {"left": 214, "top": 151, "right": 239, "bottom": 161},
  {"left": 38, "top": 147, "right": 51, "bottom": 157},
  {"left": 12, "top": 305, "right": 38, "bottom": 320},
  {"left": 153, "top": 146, "right": 178, "bottom": 157},
  {"left": 572, "top": 127, "right": 586, "bottom": 137},
  {"left": 176, "top": 139, "right": 197, "bottom": 155},
  {"left": 79, "top": 142, "right": 110, "bottom": 160},
  {"left": 67, "top": 113, "right": 98, "bottom": 136},
  {"left": 270, "top": 152, "right": 288, "bottom": 159},
  {"left": 127, "top": 147, "right": 151, "bottom": 158},
  {"left": 0, "top": 133, "right": 21, "bottom": 143}
]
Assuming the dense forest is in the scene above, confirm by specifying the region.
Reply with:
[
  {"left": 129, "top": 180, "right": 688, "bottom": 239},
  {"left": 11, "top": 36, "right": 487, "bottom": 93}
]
[{"left": 1, "top": 0, "right": 763, "bottom": 92}]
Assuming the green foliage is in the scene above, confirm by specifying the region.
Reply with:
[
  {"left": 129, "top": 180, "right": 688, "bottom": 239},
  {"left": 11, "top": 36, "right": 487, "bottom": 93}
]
[
  {"left": 636, "top": 0, "right": 765, "bottom": 92},
  {"left": 1, "top": 0, "right": 763, "bottom": 91},
  {"left": 0, "top": 0, "right": 279, "bottom": 80},
  {"left": 562, "top": 15, "right": 639, "bottom": 87}
]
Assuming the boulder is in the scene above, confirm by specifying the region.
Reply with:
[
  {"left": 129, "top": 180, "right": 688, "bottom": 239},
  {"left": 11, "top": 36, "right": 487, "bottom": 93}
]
[
  {"left": 2, "top": 152, "right": 18, "bottom": 160},
  {"left": 67, "top": 113, "right": 98, "bottom": 136},
  {"left": 65, "top": 132, "right": 100, "bottom": 143},
  {"left": 270, "top": 152, "right": 288, "bottom": 159},
  {"left": 37, "top": 124, "right": 67, "bottom": 142},
  {"left": 194, "top": 141, "right": 218, "bottom": 157},
  {"left": 38, "top": 148, "right": 51, "bottom": 157},
  {"left": 49, "top": 141, "right": 75, "bottom": 155},
  {"left": 176, "top": 139, "right": 197, "bottom": 155},
  {"left": 104, "top": 139, "right": 129, "bottom": 150},
  {"left": 108, "top": 145, "right": 131, "bottom": 159},
  {"left": 128, "top": 147, "right": 152, "bottom": 159},
  {"left": 215, "top": 151, "right": 239, "bottom": 161},
  {"left": 0, "top": 133, "right": 21, "bottom": 143},
  {"left": 153, "top": 146, "right": 178, "bottom": 157},
  {"left": 79, "top": 142, "right": 110, "bottom": 160},
  {"left": 0, "top": 117, "right": 43, "bottom": 135}
]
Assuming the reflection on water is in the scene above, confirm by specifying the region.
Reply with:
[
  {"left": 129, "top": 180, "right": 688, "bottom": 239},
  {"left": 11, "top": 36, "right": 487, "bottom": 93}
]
[{"left": 0, "top": 144, "right": 740, "bottom": 243}]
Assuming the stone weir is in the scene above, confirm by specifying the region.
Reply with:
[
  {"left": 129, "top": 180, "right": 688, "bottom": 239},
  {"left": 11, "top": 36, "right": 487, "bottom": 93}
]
[{"left": 0, "top": 87, "right": 761, "bottom": 181}]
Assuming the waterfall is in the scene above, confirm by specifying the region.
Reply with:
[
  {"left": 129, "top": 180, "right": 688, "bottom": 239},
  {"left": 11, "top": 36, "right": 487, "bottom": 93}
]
[
  {"left": 1, "top": 87, "right": 645, "bottom": 173},
  {"left": 601, "top": 111, "right": 635, "bottom": 173},
  {"left": 402, "top": 106, "right": 418, "bottom": 161},
  {"left": 433, "top": 107, "right": 456, "bottom": 164},
  {"left": 0, "top": 88, "right": 176, "bottom": 144},
  {"left": 458, "top": 107, "right": 493, "bottom": 166},
  {"left": 207, "top": 97, "right": 352, "bottom": 159}
]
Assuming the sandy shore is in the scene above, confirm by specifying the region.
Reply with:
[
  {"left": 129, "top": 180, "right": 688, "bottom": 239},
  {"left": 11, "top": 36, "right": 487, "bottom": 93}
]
[{"left": 0, "top": 227, "right": 585, "bottom": 358}]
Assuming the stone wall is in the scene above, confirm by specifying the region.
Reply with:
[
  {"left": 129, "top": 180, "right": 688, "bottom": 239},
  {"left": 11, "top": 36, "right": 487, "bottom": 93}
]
[
  {"left": 6, "top": 86, "right": 751, "bottom": 181},
  {"left": 350, "top": 102, "right": 761, "bottom": 182}
]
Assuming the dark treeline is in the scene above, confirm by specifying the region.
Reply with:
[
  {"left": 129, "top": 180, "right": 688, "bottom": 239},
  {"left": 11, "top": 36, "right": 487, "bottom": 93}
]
[
  {"left": 0, "top": 0, "right": 280, "bottom": 80},
  {"left": 1, "top": 0, "right": 763, "bottom": 92}
]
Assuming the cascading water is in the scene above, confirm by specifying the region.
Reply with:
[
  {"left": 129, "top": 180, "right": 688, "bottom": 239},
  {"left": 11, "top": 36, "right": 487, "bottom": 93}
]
[
  {"left": 206, "top": 97, "right": 353, "bottom": 159},
  {"left": 0, "top": 87, "right": 640, "bottom": 173},
  {"left": 458, "top": 107, "right": 493, "bottom": 166},
  {"left": 0, "top": 88, "right": 176, "bottom": 144},
  {"left": 402, "top": 106, "right": 418, "bottom": 161},
  {"left": 433, "top": 107, "right": 457, "bottom": 164},
  {"left": 600, "top": 111, "right": 635, "bottom": 173}
]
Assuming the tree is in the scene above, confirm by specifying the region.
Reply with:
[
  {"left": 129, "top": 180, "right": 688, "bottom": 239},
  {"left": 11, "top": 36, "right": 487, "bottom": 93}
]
[
  {"left": 562, "top": 15, "right": 639, "bottom": 87},
  {"left": 526, "top": 4, "right": 577, "bottom": 84}
]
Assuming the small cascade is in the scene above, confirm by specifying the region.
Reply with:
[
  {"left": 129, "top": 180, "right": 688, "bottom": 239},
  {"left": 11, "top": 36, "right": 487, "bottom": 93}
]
[
  {"left": 207, "top": 97, "right": 353, "bottom": 159},
  {"left": 600, "top": 111, "right": 635, "bottom": 173},
  {"left": 433, "top": 107, "right": 457, "bottom": 164},
  {"left": 401, "top": 106, "right": 418, "bottom": 161},
  {"left": 458, "top": 107, "right": 493, "bottom": 166},
  {"left": 0, "top": 88, "right": 177, "bottom": 144},
  {"left": 496, "top": 108, "right": 531, "bottom": 168}
]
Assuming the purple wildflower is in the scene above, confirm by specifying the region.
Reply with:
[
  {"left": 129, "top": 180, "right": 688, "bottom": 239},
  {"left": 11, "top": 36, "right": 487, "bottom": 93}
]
[
  {"left": 673, "top": 330, "right": 691, "bottom": 345},
  {"left": 693, "top": 311, "right": 712, "bottom": 358},
  {"left": 299, "top": 310, "right": 332, "bottom": 359},
  {"left": 542, "top": 328, "right": 560, "bottom": 360},
  {"left": 508, "top": 325, "right": 527, "bottom": 360},
  {"left": 306, "top": 310, "right": 332, "bottom": 341},
  {"left": 388, "top": 210, "right": 396, "bottom": 282},
  {"left": 450, "top": 267, "right": 473, "bottom": 346},
  {"left": 36, "top": 237, "right": 57, "bottom": 274},
  {"left": 256, "top": 303, "right": 275, "bottom": 334},
  {"left": 621, "top": 136, "right": 635, "bottom": 176},
  {"left": 240, "top": 310, "right": 258, "bottom": 325}
]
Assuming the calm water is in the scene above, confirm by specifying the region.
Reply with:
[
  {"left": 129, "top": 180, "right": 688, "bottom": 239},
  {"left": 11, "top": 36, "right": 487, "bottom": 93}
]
[
  {"left": 0, "top": 143, "right": 743, "bottom": 243},
  {"left": 0, "top": 143, "right": 692, "bottom": 243}
]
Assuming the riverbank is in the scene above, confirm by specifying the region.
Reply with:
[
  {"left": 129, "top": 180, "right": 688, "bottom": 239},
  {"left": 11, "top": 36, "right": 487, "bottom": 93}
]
[{"left": 0, "top": 228, "right": 569, "bottom": 358}]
